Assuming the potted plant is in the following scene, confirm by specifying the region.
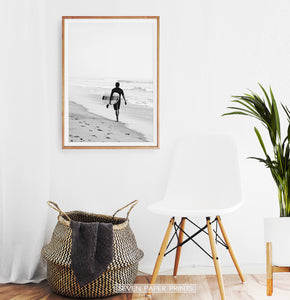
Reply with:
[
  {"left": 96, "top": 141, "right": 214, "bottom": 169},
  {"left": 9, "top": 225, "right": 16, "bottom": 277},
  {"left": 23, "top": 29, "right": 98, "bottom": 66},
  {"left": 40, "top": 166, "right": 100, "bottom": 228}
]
[{"left": 223, "top": 84, "right": 290, "bottom": 267}]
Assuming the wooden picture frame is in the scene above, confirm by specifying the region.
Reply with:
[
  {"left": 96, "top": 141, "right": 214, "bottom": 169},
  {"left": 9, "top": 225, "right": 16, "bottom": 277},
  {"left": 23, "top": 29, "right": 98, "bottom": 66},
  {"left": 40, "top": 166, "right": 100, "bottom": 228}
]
[{"left": 62, "top": 16, "right": 159, "bottom": 149}]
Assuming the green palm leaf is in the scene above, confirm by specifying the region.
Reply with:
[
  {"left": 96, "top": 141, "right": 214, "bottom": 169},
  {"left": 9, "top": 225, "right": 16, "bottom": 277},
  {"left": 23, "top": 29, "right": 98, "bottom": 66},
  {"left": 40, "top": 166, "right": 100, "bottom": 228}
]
[{"left": 223, "top": 84, "right": 290, "bottom": 216}]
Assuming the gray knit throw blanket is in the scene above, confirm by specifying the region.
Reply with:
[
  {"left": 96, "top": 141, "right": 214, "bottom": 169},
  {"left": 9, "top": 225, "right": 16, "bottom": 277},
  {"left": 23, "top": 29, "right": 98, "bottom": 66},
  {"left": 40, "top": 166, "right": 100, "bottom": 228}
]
[{"left": 70, "top": 220, "right": 113, "bottom": 287}]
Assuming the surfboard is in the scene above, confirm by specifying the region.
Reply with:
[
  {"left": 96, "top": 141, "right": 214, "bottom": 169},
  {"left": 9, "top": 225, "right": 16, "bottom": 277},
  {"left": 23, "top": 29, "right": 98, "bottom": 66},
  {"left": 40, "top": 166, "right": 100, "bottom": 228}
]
[{"left": 102, "top": 95, "right": 120, "bottom": 105}]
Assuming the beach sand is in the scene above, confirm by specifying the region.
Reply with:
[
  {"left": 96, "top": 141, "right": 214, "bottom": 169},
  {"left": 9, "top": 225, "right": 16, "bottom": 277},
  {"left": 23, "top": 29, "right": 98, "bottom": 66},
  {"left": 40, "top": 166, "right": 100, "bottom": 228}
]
[{"left": 69, "top": 101, "right": 147, "bottom": 143}]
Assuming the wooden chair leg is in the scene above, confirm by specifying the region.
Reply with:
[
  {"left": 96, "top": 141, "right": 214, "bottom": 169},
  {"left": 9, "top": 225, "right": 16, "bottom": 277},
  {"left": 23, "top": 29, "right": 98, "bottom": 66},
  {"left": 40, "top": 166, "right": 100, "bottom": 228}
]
[
  {"left": 207, "top": 217, "right": 226, "bottom": 300},
  {"left": 266, "top": 242, "right": 273, "bottom": 296},
  {"left": 217, "top": 215, "right": 245, "bottom": 283},
  {"left": 146, "top": 217, "right": 175, "bottom": 297},
  {"left": 173, "top": 217, "right": 186, "bottom": 276}
]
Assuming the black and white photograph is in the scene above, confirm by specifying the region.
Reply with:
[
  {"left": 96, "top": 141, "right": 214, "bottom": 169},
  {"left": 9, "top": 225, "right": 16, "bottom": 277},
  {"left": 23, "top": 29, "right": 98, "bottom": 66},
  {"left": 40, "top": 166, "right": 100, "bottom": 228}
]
[{"left": 62, "top": 17, "right": 159, "bottom": 148}]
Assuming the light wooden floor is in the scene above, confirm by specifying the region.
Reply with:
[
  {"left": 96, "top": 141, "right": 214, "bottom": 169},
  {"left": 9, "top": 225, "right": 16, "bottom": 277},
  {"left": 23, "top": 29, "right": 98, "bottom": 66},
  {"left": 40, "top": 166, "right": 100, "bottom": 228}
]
[{"left": 1, "top": 274, "right": 290, "bottom": 300}]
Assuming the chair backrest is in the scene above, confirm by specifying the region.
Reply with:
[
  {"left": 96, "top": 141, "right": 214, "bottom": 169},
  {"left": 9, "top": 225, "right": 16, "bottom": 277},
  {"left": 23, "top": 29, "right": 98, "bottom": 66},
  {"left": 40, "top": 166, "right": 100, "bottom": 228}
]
[{"left": 163, "top": 135, "right": 242, "bottom": 211}]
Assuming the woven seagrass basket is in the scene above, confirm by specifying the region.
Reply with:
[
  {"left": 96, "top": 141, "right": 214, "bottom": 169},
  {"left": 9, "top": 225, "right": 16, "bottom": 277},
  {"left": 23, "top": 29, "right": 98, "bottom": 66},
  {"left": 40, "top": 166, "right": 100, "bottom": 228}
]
[{"left": 42, "top": 201, "right": 143, "bottom": 298}]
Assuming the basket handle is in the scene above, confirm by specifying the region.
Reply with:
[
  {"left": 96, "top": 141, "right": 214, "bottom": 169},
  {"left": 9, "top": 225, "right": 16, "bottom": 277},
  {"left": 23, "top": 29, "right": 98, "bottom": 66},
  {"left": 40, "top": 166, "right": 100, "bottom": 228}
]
[
  {"left": 47, "top": 201, "right": 71, "bottom": 226},
  {"left": 112, "top": 200, "right": 138, "bottom": 219}
]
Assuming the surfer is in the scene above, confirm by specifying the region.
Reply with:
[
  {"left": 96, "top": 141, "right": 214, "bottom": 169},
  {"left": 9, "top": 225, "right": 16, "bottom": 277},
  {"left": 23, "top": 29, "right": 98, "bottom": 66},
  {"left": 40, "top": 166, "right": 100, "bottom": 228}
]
[{"left": 107, "top": 82, "right": 127, "bottom": 122}]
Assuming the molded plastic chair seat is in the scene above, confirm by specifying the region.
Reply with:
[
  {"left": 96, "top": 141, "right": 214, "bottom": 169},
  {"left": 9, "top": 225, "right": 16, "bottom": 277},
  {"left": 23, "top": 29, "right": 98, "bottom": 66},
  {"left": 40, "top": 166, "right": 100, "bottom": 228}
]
[
  {"left": 149, "top": 199, "right": 243, "bottom": 217},
  {"left": 149, "top": 135, "right": 242, "bottom": 217}
]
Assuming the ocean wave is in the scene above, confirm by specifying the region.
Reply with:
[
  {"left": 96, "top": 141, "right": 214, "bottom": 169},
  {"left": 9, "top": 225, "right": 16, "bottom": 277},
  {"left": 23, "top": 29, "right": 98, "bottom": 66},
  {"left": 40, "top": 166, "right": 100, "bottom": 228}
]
[
  {"left": 70, "top": 79, "right": 154, "bottom": 108},
  {"left": 128, "top": 99, "right": 153, "bottom": 108},
  {"left": 119, "top": 79, "right": 153, "bottom": 84},
  {"left": 76, "top": 84, "right": 153, "bottom": 93},
  {"left": 127, "top": 86, "right": 153, "bottom": 92}
]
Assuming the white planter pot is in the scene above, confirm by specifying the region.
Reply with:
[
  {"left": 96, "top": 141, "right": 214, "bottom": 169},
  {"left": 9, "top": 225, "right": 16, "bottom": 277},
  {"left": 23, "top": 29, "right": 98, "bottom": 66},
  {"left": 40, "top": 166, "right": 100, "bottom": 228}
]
[{"left": 264, "top": 217, "right": 290, "bottom": 266}]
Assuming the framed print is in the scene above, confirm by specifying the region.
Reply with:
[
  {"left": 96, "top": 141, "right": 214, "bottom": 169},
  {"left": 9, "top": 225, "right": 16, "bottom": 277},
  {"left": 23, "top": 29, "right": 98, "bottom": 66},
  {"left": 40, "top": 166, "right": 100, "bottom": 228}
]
[{"left": 62, "top": 16, "right": 159, "bottom": 149}]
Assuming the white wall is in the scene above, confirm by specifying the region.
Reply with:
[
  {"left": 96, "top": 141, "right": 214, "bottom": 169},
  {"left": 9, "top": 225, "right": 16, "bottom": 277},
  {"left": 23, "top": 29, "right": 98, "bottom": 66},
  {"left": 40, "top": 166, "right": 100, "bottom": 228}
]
[{"left": 44, "top": 0, "right": 290, "bottom": 272}]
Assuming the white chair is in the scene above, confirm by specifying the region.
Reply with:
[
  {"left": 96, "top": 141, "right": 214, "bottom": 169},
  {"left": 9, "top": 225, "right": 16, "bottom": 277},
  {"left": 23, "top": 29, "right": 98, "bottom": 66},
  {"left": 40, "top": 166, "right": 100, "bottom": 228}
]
[{"left": 147, "top": 135, "right": 245, "bottom": 299}]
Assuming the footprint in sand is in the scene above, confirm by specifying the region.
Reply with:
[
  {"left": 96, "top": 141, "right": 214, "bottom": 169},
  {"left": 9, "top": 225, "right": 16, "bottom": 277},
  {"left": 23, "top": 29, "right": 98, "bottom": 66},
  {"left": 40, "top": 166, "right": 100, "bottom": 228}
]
[
  {"left": 92, "top": 134, "right": 97, "bottom": 137},
  {"left": 125, "top": 133, "right": 130, "bottom": 135},
  {"left": 97, "top": 129, "right": 103, "bottom": 132},
  {"left": 106, "top": 137, "right": 111, "bottom": 139},
  {"left": 74, "top": 118, "right": 79, "bottom": 120},
  {"left": 85, "top": 123, "right": 90, "bottom": 125},
  {"left": 81, "top": 125, "right": 85, "bottom": 127}
]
